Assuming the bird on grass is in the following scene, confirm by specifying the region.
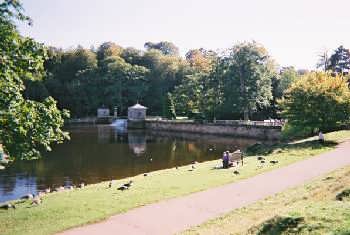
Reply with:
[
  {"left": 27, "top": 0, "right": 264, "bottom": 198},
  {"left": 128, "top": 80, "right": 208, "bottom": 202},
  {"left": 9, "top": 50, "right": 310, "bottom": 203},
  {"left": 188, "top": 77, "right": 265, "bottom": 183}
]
[
  {"left": 233, "top": 170, "right": 240, "bottom": 175},
  {"left": 270, "top": 160, "right": 279, "bottom": 164},
  {"left": 21, "top": 194, "right": 34, "bottom": 200},
  {"left": 0, "top": 203, "right": 16, "bottom": 210},
  {"left": 143, "top": 173, "right": 148, "bottom": 177},
  {"left": 31, "top": 196, "right": 42, "bottom": 205},
  {"left": 78, "top": 183, "right": 85, "bottom": 189},
  {"left": 45, "top": 188, "right": 51, "bottom": 193},
  {"left": 108, "top": 180, "right": 116, "bottom": 188},
  {"left": 260, "top": 160, "right": 266, "bottom": 164},
  {"left": 257, "top": 156, "right": 265, "bottom": 161},
  {"left": 118, "top": 180, "right": 133, "bottom": 191}
]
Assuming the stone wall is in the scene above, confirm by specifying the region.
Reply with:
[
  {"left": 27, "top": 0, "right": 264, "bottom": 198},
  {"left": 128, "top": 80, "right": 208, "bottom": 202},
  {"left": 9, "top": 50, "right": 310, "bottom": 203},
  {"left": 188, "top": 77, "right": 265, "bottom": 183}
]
[{"left": 145, "top": 120, "right": 282, "bottom": 140}]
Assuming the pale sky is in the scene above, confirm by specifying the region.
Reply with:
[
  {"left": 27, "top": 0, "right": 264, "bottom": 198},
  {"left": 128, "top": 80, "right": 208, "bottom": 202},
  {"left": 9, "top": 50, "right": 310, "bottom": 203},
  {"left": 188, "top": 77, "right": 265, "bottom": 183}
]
[{"left": 18, "top": 0, "right": 350, "bottom": 70}]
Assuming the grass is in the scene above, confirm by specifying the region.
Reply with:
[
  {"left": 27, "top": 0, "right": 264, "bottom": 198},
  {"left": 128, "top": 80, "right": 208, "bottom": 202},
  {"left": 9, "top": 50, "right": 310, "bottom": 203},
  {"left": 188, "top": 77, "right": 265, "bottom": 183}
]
[
  {"left": 1, "top": 130, "right": 350, "bottom": 235},
  {"left": 181, "top": 165, "right": 350, "bottom": 235}
]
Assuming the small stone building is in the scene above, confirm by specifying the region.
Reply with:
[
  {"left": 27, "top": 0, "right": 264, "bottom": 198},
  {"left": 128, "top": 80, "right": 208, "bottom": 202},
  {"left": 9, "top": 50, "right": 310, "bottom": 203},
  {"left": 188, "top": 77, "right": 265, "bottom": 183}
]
[
  {"left": 97, "top": 108, "right": 110, "bottom": 117},
  {"left": 128, "top": 103, "right": 147, "bottom": 129},
  {"left": 128, "top": 103, "right": 147, "bottom": 120}
]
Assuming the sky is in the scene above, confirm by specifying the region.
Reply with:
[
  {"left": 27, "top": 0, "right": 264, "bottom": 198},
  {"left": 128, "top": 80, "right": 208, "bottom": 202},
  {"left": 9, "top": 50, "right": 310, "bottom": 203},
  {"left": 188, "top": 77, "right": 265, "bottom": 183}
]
[{"left": 18, "top": 0, "right": 350, "bottom": 70}]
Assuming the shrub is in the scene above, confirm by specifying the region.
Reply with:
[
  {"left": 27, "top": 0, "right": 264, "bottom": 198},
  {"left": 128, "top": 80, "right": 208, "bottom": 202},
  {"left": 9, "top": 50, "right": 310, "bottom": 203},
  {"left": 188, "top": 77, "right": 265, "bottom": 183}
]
[{"left": 279, "top": 72, "right": 350, "bottom": 137}]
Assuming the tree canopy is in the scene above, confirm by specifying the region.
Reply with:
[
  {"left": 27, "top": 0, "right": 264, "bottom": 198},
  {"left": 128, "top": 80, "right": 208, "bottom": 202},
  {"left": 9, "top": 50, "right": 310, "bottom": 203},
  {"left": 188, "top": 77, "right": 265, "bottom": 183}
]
[
  {"left": 0, "top": 0, "right": 69, "bottom": 160},
  {"left": 279, "top": 72, "right": 350, "bottom": 134}
]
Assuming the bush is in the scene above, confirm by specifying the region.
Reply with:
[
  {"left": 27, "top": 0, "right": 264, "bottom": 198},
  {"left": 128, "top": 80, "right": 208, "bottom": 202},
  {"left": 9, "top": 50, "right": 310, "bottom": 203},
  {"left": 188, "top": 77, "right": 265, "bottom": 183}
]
[{"left": 279, "top": 72, "right": 350, "bottom": 136}]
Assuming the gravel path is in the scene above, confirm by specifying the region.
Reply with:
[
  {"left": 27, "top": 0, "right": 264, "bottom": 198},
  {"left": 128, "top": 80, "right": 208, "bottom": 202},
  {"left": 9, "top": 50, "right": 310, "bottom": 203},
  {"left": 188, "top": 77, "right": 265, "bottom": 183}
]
[{"left": 59, "top": 141, "right": 350, "bottom": 235}]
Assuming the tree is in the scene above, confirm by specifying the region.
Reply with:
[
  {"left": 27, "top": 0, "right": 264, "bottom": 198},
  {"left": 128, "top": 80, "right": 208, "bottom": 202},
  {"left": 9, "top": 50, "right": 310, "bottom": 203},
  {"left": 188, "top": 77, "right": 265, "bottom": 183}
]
[
  {"left": 96, "top": 42, "right": 123, "bottom": 67},
  {"left": 327, "top": 46, "right": 350, "bottom": 75},
  {"left": 163, "top": 92, "right": 176, "bottom": 119},
  {"left": 279, "top": 72, "right": 350, "bottom": 134},
  {"left": 185, "top": 48, "right": 216, "bottom": 73},
  {"left": 0, "top": 0, "right": 69, "bottom": 160},
  {"left": 144, "top": 41, "right": 179, "bottom": 56},
  {"left": 221, "top": 42, "right": 275, "bottom": 120},
  {"left": 316, "top": 49, "right": 329, "bottom": 72}
]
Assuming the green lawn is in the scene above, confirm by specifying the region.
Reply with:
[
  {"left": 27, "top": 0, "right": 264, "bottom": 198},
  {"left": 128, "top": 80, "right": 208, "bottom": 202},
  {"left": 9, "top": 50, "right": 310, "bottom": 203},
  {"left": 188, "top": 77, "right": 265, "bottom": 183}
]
[
  {"left": 182, "top": 162, "right": 350, "bottom": 235},
  {"left": 1, "top": 130, "right": 350, "bottom": 235}
]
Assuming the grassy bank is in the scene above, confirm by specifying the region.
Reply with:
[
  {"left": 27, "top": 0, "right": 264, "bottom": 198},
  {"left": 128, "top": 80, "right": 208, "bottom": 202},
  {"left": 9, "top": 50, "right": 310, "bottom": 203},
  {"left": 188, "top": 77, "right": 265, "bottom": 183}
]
[
  {"left": 1, "top": 131, "right": 350, "bottom": 235},
  {"left": 182, "top": 164, "right": 350, "bottom": 235}
]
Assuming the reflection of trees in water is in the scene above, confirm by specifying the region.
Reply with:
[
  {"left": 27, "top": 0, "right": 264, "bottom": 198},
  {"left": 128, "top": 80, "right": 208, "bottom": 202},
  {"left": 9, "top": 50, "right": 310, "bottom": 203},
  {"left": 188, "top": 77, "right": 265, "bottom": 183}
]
[{"left": 0, "top": 126, "right": 265, "bottom": 202}]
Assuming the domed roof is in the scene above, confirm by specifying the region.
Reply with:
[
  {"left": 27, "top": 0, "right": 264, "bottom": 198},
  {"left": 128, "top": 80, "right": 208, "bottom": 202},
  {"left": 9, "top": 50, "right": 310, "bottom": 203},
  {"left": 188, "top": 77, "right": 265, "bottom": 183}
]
[{"left": 128, "top": 103, "right": 147, "bottom": 110}]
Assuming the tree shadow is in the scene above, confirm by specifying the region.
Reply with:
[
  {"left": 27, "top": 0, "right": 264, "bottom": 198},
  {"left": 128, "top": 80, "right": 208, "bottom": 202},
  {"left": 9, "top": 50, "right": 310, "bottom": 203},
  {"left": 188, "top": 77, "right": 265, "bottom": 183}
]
[
  {"left": 254, "top": 216, "right": 306, "bottom": 235},
  {"left": 245, "top": 140, "right": 338, "bottom": 157}
]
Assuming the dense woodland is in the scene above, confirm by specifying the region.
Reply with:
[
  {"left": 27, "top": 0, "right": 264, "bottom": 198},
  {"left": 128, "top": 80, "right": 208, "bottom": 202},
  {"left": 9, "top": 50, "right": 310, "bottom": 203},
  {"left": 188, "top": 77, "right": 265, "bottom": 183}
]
[{"left": 22, "top": 38, "right": 350, "bottom": 121}]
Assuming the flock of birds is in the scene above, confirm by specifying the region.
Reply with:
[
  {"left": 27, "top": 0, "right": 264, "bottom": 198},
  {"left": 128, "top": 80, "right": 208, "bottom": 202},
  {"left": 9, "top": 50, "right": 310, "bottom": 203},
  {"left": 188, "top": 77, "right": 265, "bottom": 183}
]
[
  {"left": 0, "top": 182, "right": 86, "bottom": 210},
  {"left": 0, "top": 152, "right": 280, "bottom": 211}
]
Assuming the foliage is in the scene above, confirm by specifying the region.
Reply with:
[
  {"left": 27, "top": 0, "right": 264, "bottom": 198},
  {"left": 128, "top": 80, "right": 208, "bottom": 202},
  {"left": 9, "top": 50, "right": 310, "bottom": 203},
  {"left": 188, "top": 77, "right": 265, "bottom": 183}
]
[
  {"left": 0, "top": 0, "right": 69, "bottom": 160},
  {"left": 144, "top": 41, "right": 179, "bottom": 56},
  {"left": 162, "top": 92, "right": 176, "bottom": 119},
  {"left": 219, "top": 42, "right": 275, "bottom": 120},
  {"left": 279, "top": 72, "right": 350, "bottom": 135},
  {"left": 327, "top": 45, "right": 350, "bottom": 75}
]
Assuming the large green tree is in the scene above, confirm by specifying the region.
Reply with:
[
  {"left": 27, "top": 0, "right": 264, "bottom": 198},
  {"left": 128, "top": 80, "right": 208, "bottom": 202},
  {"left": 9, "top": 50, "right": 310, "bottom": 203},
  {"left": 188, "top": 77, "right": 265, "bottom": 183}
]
[
  {"left": 221, "top": 42, "right": 275, "bottom": 120},
  {"left": 279, "top": 72, "right": 350, "bottom": 134},
  {"left": 0, "top": 0, "right": 69, "bottom": 160}
]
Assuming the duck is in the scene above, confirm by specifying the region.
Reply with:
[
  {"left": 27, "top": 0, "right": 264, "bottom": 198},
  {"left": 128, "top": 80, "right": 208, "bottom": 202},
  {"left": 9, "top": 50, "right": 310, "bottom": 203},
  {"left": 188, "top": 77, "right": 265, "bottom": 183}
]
[{"left": 0, "top": 203, "right": 16, "bottom": 210}]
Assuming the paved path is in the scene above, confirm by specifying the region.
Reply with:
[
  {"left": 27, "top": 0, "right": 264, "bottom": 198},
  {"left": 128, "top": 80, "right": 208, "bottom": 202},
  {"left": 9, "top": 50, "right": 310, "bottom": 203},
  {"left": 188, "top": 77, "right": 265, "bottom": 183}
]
[{"left": 59, "top": 141, "right": 350, "bottom": 235}]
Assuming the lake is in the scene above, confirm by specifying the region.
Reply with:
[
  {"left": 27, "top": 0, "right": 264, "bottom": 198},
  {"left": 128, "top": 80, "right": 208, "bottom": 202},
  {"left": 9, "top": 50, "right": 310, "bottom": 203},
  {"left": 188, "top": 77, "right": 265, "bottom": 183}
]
[{"left": 0, "top": 124, "right": 260, "bottom": 203}]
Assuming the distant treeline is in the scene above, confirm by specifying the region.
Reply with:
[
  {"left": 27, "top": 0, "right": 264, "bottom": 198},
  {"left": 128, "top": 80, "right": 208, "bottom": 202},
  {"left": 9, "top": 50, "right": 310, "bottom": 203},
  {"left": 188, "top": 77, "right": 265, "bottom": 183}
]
[{"left": 23, "top": 41, "right": 350, "bottom": 120}]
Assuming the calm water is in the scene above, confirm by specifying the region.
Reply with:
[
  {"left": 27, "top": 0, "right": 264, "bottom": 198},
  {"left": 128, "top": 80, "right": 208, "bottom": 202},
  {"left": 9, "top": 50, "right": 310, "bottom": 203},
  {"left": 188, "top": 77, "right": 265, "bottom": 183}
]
[{"left": 0, "top": 125, "right": 259, "bottom": 202}]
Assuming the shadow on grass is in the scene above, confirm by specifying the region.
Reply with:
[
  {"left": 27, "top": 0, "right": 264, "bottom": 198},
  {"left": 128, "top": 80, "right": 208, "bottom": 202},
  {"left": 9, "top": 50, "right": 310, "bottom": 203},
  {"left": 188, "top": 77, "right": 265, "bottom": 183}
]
[
  {"left": 245, "top": 140, "right": 338, "bottom": 157},
  {"left": 253, "top": 216, "right": 306, "bottom": 235}
]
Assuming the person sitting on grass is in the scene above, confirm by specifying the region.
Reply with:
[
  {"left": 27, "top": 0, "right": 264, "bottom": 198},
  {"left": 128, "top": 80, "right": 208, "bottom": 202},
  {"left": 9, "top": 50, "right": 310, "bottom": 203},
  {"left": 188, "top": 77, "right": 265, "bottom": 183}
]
[{"left": 222, "top": 151, "right": 229, "bottom": 169}]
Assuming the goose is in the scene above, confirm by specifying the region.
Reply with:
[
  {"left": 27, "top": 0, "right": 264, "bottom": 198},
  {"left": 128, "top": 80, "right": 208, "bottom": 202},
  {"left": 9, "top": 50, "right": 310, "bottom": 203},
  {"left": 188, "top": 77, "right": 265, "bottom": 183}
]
[
  {"left": 66, "top": 186, "right": 74, "bottom": 190},
  {"left": 21, "top": 194, "right": 34, "bottom": 200},
  {"left": 123, "top": 180, "right": 133, "bottom": 188},
  {"left": 31, "top": 196, "right": 42, "bottom": 205},
  {"left": 117, "top": 185, "right": 129, "bottom": 191},
  {"left": 0, "top": 203, "right": 16, "bottom": 210}
]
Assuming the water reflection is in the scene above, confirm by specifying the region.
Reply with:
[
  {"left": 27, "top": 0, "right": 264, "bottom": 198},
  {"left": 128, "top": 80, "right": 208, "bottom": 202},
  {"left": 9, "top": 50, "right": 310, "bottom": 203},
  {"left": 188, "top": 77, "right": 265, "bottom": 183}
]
[{"left": 0, "top": 125, "right": 260, "bottom": 202}]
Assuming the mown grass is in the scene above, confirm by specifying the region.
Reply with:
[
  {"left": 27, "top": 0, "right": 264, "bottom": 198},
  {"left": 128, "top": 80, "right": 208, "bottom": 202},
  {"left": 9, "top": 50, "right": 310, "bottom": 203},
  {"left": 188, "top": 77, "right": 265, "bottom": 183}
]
[
  {"left": 182, "top": 156, "right": 350, "bottom": 234},
  {"left": 1, "top": 130, "right": 350, "bottom": 235}
]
